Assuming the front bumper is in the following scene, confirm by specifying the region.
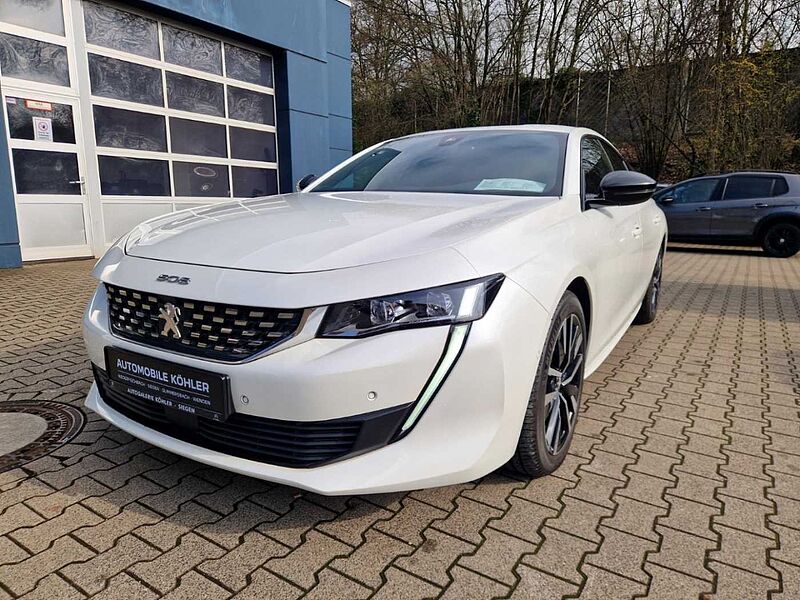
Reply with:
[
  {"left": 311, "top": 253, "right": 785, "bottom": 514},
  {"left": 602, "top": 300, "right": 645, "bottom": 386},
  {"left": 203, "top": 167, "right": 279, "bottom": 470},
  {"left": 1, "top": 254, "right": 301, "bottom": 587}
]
[{"left": 83, "top": 264, "right": 550, "bottom": 494}]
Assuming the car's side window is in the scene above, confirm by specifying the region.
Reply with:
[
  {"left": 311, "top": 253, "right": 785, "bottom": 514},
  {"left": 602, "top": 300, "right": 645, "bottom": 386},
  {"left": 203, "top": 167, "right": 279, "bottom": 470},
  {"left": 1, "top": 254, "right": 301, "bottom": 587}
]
[
  {"left": 723, "top": 176, "right": 774, "bottom": 200},
  {"left": 772, "top": 177, "right": 789, "bottom": 196},
  {"left": 581, "top": 137, "right": 613, "bottom": 198},
  {"left": 600, "top": 140, "right": 626, "bottom": 171},
  {"left": 668, "top": 179, "right": 719, "bottom": 204}
]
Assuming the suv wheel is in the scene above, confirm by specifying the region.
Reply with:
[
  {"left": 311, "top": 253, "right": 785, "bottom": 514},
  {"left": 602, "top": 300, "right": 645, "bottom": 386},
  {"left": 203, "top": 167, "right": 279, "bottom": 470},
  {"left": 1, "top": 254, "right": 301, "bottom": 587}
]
[
  {"left": 508, "top": 291, "right": 586, "bottom": 478},
  {"left": 762, "top": 222, "right": 800, "bottom": 258}
]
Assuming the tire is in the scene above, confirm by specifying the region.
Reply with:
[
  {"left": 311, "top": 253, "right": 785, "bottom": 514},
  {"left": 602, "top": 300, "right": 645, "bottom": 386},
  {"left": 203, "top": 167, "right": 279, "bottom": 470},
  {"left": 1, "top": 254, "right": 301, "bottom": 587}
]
[
  {"left": 633, "top": 247, "right": 664, "bottom": 325},
  {"left": 761, "top": 222, "right": 800, "bottom": 258},
  {"left": 508, "top": 291, "right": 586, "bottom": 478}
]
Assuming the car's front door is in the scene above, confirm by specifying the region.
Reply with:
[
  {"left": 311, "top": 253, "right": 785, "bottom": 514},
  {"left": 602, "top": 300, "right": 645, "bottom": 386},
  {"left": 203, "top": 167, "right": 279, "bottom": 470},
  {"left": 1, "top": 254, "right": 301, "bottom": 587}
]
[
  {"left": 709, "top": 175, "right": 788, "bottom": 239},
  {"left": 656, "top": 178, "right": 722, "bottom": 239},
  {"left": 580, "top": 136, "right": 643, "bottom": 344}
]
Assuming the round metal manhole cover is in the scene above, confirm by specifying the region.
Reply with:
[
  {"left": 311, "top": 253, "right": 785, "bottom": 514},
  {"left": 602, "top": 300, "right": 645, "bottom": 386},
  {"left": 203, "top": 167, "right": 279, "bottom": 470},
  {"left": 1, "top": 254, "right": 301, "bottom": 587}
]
[{"left": 0, "top": 402, "right": 85, "bottom": 474}]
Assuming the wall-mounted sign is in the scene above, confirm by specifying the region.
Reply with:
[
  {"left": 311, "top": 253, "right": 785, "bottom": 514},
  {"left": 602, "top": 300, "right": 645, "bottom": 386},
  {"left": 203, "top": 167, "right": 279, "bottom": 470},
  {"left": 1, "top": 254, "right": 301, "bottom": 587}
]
[
  {"left": 33, "top": 117, "right": 53, "bottom": 142},
  {"left": 25, "top": 99, "right": 53, "bottom": 111}
]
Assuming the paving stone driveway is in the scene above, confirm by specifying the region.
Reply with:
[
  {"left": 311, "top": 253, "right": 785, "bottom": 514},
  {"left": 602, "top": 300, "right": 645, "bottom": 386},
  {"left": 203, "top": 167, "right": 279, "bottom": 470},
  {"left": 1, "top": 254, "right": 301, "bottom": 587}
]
[{"left": 0, "top": 247, "right": 798, "bottom": 599}]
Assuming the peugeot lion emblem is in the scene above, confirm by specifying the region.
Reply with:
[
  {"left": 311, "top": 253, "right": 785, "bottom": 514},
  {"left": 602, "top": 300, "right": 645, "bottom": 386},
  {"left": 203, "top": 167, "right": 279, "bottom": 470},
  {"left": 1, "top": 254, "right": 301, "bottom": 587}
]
[{"left": 158, "top": 303, "right": 182, "bottom": 339}]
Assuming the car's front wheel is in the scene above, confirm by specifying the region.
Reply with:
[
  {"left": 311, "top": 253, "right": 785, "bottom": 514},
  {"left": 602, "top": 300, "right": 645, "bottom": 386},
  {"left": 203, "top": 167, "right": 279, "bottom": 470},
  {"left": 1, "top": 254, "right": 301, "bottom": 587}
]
[
  {"left": 509, "top": 291, "right": 586, "bottom": 477},
  {"left": 762, "top": 222, "right": 800, "bottom": 258}
]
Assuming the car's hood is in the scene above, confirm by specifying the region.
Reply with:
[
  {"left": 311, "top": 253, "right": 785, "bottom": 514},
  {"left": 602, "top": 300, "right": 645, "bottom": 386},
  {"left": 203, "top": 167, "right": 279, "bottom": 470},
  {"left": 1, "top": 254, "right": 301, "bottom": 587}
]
[{"left": 125, "top": 191, "right": 560, "bottom": 273}]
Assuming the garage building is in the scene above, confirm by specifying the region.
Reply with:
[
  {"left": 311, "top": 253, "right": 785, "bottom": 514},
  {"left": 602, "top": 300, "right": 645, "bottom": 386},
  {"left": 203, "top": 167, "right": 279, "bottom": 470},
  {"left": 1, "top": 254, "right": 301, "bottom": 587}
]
[{"left": 0, "top": 0, "right": 352, "bottom": 267}]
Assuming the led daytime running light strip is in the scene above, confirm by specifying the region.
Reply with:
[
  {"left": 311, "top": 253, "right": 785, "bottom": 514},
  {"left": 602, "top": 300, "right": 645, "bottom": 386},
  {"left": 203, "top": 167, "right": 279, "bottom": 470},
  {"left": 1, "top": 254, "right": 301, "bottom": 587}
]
[{"left": 400, "top": 323, "right": 471, "bottom": 433}]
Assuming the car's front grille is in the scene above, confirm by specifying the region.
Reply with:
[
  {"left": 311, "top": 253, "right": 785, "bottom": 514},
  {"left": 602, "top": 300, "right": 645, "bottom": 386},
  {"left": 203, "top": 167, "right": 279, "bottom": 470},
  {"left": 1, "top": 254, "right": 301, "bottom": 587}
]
[
  {"left": 105, "top": 284, "right": 304, "bottom": 362},
  {"left": 93, "top": 365, "right": 411, "bottom": 468}
]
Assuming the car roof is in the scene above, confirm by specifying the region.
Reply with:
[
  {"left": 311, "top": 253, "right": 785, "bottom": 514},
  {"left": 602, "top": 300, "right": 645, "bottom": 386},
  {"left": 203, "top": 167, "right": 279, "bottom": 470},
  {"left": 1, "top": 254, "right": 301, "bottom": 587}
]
[
  {"left": 394, "top": 124, "right": 591, "bottom": 140},
  {"left": 664, "top": 171, "right": 799, "bottom": 187},
  {"left": 685, "top": 171, "right": 796, "bottom": 181}
]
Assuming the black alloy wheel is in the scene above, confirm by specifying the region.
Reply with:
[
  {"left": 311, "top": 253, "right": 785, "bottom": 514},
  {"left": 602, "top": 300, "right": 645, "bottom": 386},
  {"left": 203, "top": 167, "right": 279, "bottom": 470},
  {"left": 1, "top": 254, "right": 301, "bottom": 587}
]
[
  {"left": 543, "top": 313, "right": 584, "bottom": 455},
  {"left": 634, "top": 248, "right": 664, "bottom": 325},
  {"left": 762, "top": 222, "right": 800, "bottom": 258},
  {"left": 509, "top": 291, "right": 586, "bottom": 477}
]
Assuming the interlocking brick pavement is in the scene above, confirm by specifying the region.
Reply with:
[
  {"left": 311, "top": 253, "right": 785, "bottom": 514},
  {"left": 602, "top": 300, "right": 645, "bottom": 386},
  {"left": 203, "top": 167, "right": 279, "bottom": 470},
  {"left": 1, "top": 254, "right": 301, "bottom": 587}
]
[{"left": 0, "top": 247, "right": 798, "bottom": 598}]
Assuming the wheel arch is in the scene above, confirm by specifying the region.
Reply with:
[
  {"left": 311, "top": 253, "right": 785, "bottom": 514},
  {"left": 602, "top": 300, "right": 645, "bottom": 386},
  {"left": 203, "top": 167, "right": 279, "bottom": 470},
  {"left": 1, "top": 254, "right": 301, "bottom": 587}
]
[
  {"left": 754, "top": 212, "right": 800, "bottom": 242},
  {"left": 566, "top": 277, "right": 592, "bottom": 345}
]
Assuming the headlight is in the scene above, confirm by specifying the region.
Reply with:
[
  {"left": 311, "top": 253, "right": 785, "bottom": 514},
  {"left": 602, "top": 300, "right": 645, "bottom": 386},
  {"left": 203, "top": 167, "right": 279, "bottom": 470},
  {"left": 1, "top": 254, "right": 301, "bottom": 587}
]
[{"left": 318, "top": 275, "right": 504, "bottom": 338}]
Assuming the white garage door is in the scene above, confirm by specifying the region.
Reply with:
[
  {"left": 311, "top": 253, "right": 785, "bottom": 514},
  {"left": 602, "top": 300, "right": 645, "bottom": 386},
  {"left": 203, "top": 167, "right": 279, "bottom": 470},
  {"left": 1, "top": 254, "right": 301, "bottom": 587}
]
[{"left": 0, "top": 0, "right": 279, "bottom": 261}]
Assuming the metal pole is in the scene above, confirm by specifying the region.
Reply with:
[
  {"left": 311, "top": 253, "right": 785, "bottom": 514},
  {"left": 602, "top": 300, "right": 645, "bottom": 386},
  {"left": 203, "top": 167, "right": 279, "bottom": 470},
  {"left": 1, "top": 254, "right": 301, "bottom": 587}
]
[
  {"left": 604, "top": 72, "right": 612, "bottom": 135},
  {"left": 575, "top": 71, "right": 581, "bottom": 126}
]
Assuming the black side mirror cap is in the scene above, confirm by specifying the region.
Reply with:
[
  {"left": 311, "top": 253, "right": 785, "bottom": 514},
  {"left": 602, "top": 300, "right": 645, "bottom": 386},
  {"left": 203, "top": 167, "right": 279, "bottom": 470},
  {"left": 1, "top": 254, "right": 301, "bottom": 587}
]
[
  {"left": 590, "top": 170, "right": 657, "bottom": 207},
  {"left": 296, "top": 174, "right": 317, "bottom": 192}
]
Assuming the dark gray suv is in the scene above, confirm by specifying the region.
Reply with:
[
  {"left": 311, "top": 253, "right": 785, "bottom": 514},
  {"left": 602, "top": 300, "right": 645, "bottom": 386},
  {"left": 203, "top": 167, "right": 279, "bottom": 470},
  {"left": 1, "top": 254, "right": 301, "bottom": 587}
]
[{"left": 654, "top": 172, "right": 800, "bottom": 257}]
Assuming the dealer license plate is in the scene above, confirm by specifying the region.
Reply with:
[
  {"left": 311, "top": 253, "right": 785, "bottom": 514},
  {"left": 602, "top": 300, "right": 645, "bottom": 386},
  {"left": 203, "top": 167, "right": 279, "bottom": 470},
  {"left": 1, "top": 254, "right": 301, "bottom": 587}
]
[{"left": 105, "top": 347, "right": 231, "bottom": 421}]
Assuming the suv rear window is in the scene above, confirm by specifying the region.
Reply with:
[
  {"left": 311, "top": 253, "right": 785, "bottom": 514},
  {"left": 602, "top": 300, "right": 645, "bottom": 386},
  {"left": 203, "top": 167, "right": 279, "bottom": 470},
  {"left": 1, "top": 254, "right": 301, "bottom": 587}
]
[
  {"left": 773, "top": 177, "right": 789, "bottom": 196},
  {"left": 723, "top": 176, "right": 775, "bottom": 200}
]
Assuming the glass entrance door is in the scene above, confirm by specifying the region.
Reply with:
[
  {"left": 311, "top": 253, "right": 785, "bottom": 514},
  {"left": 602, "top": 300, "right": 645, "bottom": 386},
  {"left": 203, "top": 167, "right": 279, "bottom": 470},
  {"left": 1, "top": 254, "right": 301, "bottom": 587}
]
[{"left": 3, "top": 89, "right": 93, "bottom": 260}]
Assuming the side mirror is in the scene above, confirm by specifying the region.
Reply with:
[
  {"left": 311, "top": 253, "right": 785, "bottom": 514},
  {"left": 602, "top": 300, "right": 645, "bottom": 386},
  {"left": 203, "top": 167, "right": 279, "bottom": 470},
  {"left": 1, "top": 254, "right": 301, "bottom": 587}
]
[
  {"left": 296, "top": 174, "right": 317, "bottom": 192},
  {"left": 591, "top": 170, "right": 657, "bottom": 207}
]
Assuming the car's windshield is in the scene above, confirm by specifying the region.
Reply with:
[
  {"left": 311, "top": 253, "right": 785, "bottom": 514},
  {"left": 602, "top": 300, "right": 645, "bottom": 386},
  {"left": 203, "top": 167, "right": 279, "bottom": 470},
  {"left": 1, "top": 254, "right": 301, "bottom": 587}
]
[{"left": 312, "top": 130, "right": 567, "bottom": 197}]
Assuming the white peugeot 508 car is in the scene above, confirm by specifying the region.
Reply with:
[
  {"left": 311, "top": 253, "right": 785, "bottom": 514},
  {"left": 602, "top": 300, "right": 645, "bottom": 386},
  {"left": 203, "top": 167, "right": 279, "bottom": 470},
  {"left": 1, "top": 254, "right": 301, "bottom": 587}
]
[{"left": 83, "top": 125, "right": 667, "bottom": 494}]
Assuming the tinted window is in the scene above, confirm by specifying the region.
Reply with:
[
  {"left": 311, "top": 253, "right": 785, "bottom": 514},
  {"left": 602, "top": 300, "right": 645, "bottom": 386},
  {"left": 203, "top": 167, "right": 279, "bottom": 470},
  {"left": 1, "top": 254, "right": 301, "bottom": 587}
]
[
  {"left": 664, "top": 179, "right": 719, "bottom": 204},
  {"left": 173, "top": 162, "right": 230, "bottom": 197},
  {"left": 225, "top": 44, "right": 273, "bottom": 87},
  {"left": 581, "top": 137, "right": 613, "bottom": 197},
  {"left": 93, "top": 105, "right": 166, "bottom": 152},
  {"left": 229, "top": 127, "right": 276, "bottom": 162},
  {"left": 314, "top": 131, "right": 568, "bottom": 196},
  {"left": 0, "top": 0, "right": 64, "bottom": 36},
  {"left": 12, "top": 149, "right": 79, "bottom": 194},
  {"left": 163, "top": 25, "right": 222, "bottom": 75},
  {"left": 227, "top": 86, "right": 274, "bottom": 125},
  {"left": 773, "top": 177, "right": 789, "bottom": 196},
  {"left": 89, "top": 54, "right": 163, "bottom": 106},
  {"left": 232, "top": 166, "right": 278, "bottom": 197},
  {"left": 166, "top": 72, "right": 224, "bottom": 116},
  {"left": 169, "top": 117, "right": 227, "bottom": 157},
  {"left": 0, "top": 33, "right": 69, "bottom": 86},
  {"left": 98, "top": 156, "right": 170, "bottom": 196},
  {"left": 6, "top": 97, "right": 75, "bottom": 143},
  {"left": 601, "top": 140, "right": 626, "bottom": 171},
  {"left": 723, "top": 177, "right": 774, "bottom": 200},
  {"left": 83, "top": 2, "right": 159, "bottom": 59}
]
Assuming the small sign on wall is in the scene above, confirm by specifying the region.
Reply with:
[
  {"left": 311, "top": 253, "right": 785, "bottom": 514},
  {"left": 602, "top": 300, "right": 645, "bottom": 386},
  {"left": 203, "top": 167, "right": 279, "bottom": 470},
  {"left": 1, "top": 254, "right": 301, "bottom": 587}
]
[
  {"left": 25, "top": 99, "right": 53, "bottom": 111},
  {"left": 33, "top": 117, "right": 54, "bottom": 142}
]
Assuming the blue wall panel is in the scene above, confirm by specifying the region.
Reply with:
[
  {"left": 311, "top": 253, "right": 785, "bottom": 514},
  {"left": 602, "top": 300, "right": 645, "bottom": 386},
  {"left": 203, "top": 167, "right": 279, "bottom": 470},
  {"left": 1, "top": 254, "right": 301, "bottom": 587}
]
[
  {"left": 326, "top": 53, "right": 352, "bottom": 118},
  {"left": 326, "top": 0, "right": 352, "bottom": 59},
  {"left": 283, "top": 111, "right": 330, "bottom": 187},
  {"left": 282, "top": 52, "right": 329, "bottom": 117},
  {"left": 329, "top": 114, "right": 353, "bottom": 152},
  {"left": 0, "top": 113, "right": 21, "bottom": 268}
]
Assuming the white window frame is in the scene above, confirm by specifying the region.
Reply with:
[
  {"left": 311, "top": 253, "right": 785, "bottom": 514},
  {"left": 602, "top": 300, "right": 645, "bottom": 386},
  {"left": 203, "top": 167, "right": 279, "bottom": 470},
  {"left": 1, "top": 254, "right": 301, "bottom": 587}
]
[{"left": 1, "top": 0, "right": 281, "bottom": 259}]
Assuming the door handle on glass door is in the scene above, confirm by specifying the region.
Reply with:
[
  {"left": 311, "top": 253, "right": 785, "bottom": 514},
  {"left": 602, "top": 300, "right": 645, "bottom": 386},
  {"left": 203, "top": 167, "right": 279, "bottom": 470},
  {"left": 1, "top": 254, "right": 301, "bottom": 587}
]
[{"left": 69, "top": 179, "right": 85, "bottom": 185}]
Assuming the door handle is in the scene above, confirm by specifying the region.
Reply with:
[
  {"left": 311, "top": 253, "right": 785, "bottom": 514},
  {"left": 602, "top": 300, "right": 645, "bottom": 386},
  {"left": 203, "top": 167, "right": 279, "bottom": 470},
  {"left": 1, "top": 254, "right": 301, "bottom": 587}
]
[
  {"left": 69, "top": 179, "right": 85, "bottom": 185},
  {"left": 753, "top": 203, "right": 768, "bottom": 208},
  {"left": 696, "top": 207, "right": 711, "bottom": 212},
  {"left": 632, "top": 225, "right": 642, "bottom": 238}
]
